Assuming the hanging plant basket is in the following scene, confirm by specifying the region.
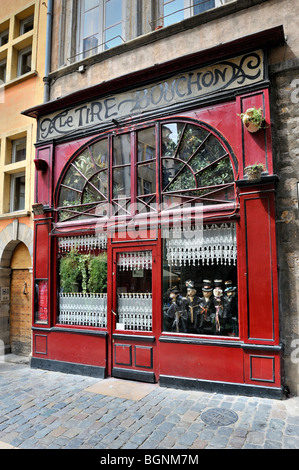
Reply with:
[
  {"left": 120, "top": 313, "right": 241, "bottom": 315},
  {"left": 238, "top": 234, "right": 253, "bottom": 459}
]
[
  {"left": 244, "top": 163, "right": 265, "bottom": 181},
  {"left": 239, "top": 107, "right": 264, "bottom": 133}
]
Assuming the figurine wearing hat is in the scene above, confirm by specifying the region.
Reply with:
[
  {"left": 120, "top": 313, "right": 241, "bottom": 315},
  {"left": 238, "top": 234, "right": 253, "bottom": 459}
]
[
  {"left": 164, "top": 286, "right": 188, "bottom": 333},
  {"left": 197, "top": 280, "right": 214, "bottom": 333},
  {"left": 213, "top": 279, "right": 224, "bottom": 333},
  {"left": 185, "top": 280, "right": 200, "bottom": 332},
  {"left": 223, "top": 281, "right": 238, "bottom": 335}
]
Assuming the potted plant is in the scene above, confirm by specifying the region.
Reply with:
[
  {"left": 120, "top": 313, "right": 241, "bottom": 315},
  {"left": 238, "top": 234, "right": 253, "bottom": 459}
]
[
  {"left": 239, "top": 107, "right": 264, "bottom": 133},
  {"left": 244, "top": 163, "right": 265, "bottom": 181}
]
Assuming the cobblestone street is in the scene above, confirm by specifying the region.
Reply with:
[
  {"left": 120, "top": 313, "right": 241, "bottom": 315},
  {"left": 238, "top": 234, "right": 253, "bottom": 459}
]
[{"left": 0, "top": 358, "right": 299, "bottom": 452}]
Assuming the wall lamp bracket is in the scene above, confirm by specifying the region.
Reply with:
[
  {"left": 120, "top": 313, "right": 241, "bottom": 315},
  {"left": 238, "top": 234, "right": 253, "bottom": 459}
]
[{"left": 34, "top": 159, "right": 48, "bottom": 173}]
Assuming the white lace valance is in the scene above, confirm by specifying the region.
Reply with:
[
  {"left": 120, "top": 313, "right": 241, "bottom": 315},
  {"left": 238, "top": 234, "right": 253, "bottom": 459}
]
[
  {"left": 166, "top": 223, "right": 237, "bottom": 266},
  {"left": 117, "top": 251, "right": 152, "bottom": 271},
  {"left": 58, "top": 233, "right": 107, "bottom": 252}
]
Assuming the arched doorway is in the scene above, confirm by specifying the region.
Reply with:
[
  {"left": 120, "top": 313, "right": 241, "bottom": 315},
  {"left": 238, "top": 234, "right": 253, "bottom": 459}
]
[{"left": 9, "top": 242, "right": 32, "bottom": 355}]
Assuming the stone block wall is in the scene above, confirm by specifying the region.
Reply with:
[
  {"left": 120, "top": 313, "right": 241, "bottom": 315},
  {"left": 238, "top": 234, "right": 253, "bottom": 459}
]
[{"left": 270, "top": 62, "right": 299, "bottom": 395}]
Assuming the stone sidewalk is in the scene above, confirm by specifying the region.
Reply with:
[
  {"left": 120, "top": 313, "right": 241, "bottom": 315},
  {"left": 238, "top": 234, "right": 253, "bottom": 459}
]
[{"left": 0, "top": 356, "right": 299, "bottom": 450}]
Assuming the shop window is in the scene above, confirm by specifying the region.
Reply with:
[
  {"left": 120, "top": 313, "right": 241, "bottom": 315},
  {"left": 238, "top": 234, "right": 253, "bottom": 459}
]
[
  {"left": 56, "top": 119, "right": 236, "bottom": 221},
  {"left": 17, "top": 46, "right": 32, "bottom": 76},
  {"left": 57, "top": 234, "right": 108, "bottom": 327},
  {"left": 79, "top": 0, "right": 124, "bottom": 59},
  {"left": 10, "top": 173, "right": 25, "bottom": 212},
  {"left": 163, "top": 223, "right": 238, "bottom": 337}
]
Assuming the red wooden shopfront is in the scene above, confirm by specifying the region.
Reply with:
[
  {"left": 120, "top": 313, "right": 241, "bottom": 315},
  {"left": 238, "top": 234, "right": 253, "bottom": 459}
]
[{"left": 25, "top": 36, "right": 284, "bottom": 398}]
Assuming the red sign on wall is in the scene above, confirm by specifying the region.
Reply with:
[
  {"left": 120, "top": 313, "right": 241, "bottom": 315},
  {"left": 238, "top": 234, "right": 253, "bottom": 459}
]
[{"left": 37, "top": 280, "right": 48, "bottom": 321}]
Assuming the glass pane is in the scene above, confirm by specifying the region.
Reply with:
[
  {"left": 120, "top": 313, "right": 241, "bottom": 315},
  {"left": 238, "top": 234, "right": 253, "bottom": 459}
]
[
  {"left": 163, "top": 225, "right": 238, "bottom": 336},
  {"left": 161, "top": 122, "right": 185, "bottom": 157},
  {"left": 13, "top": 139, "right": 26, "bottom": 162},
  {"left": 84, "top": 0, "right": 100, "bottom": 10},
  {"left": 113, "top": 134, "right": 131, "bottom": 166},
  {"left": 196, "top": 156, "right": 234, "bottom": 188},
  {"left": 19, "top": 49, "right": 32, "bottom": 75},
  {"left": 13, "top": 175, "right": 25, "bottom": 211},
  {"left": 113, "top": 166, "right": 131, "bottom": 198},
  {"left": 59, "top": 247, "right": 107, "bottom": 328},
  {"left": 62, "top": 165, "right": 86, "bottom": 192},
  {"left": 83, "top": 171, "right": 108, "bottom": 202},
  {"left": 164, "top": 0, "right": 184, "bottom": 26},
  {"left": 73, "top": 150, "right": 96, "bottom": 179},
  {"left": 0, "top": 30, "right": 9, "bottom": 46},
  {"left": 105, "top": 23, "right": 123, "bottom": 49},
  {"left": 162, "top": 158, "right": 184, "bottom": 190},
  {"left": 83, "top": 36, "right": 99, "bottom": 57},
  {"left": 89, "top": 139, "right": 108, "bottom": 170},
  {"left": 137, "top": 162, "right": 156, "bottom": 196},
  {"left": 137, "top": 127, "right": 156, "bottom": 162},
  {"left": 177, "top": 124, "right": 209, "bottom": 162},
  {"left": 58, "top": 186, "right": 81, "bottom": 208},
  {"left": 83, "top": 9, "right": 100, "bottom": 37},
  {"left": 0, "top": 61, "right": 6, "bottom": 83},
  {"left": 116, "top": 251, "right": 152, "bottom": 331},
  {"left": 194, "top": 0, "right": 215, "bottom": 14}
]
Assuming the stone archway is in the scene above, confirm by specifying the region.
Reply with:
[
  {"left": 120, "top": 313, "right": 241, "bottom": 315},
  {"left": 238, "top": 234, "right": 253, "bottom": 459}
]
[{"left": 0, "top": 220, "right": 33, "bottom": 356}]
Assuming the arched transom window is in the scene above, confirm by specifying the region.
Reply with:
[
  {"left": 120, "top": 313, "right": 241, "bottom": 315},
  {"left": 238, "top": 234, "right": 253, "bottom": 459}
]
[{"left": 56, "top": 119, "right": 237, "bottom": 222}]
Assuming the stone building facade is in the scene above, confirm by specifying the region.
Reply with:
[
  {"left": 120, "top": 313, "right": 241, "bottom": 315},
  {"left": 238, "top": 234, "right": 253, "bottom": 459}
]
[{"left": 24, "top": 0, "right": 299, "bottom": 395}]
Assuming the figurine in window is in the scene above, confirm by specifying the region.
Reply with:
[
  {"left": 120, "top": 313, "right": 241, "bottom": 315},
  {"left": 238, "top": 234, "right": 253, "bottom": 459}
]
[
  {"left": 223, "top": 281, "right": 238, "bottom": 335},
  {"left": 213, "top": 279, "right": 224, "bottom": 333},
  {"left": 197, "top": 280, "right": 214, "bottom": 333},
  {"left": 185, "top": 280, "right": 200, "bottom": 333},
  {"left": 164, "top": 286, "right": 188, "bottom": 333}
]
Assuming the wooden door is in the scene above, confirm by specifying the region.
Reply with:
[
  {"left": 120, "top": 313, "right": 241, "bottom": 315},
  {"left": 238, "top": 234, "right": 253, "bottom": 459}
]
[{"left": 10, "top": 269, "right": 32, "bottom": 355}]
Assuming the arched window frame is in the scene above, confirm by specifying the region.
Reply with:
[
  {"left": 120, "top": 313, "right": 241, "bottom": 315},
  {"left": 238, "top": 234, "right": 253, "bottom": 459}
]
[{"left": 55, "top": 117, "right": 238, "bottom": 223}]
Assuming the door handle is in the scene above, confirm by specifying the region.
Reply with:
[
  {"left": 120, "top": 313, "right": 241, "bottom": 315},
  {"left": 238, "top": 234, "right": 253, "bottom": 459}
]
[{"left": 112, "top": 310, "right": 117, "bottom": 316}]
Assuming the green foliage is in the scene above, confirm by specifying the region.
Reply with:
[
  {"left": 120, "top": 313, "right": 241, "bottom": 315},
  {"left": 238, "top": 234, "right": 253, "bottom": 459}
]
[
  {"left": 87, "top": 252, "right": 107, "bottom": 293},
  {"left": 59, "top": 250, "right": 107, "bottom": 294},
  {"left": 239, "top": 107, "right": 264, "bottom": 127},
  {"left": 59, "top": 250, "right": 81, "bottom": 293}
]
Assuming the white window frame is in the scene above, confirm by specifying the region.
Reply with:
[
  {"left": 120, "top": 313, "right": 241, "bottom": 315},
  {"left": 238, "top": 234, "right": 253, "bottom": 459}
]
[
  {"left": 17, "top": 46, "right": 32, "bottom": 77},
  {"left": 10, "top": 172, "right": 26, "bottom": 213},
  {"left": 78, "top": 0, "right": 126, "bottom": 59}
]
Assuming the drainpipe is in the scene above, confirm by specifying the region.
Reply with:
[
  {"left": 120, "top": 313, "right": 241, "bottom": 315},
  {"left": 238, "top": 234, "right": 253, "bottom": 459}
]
[{"left": 43, "top": 0, "right": 53, "bottom": 102}]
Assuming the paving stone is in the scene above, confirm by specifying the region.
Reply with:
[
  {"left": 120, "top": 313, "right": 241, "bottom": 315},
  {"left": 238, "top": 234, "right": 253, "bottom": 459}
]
[{"left": 1, "top": 361, "right": 299, "bottom": 450}]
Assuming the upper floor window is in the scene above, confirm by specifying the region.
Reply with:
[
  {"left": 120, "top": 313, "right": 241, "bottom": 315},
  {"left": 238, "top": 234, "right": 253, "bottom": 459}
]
[
  {"left": 79, "top": 0, "right": 124, "bottom": 59},
  {"left": 10, "top": 173, "right": 25, "bottom": 212},
  {"left": 56, "top": 119, "right": 237, "bottom": 222},
  {"left": 0, "top": 29, "right": 9, "bottom": 46},
  {"left": 0, "top": 59, "right": 6, "bottom": 84},
  {"left": 20, "top": 15, "right": 34, "bottom": 35},
  {"left": 12, "top": 138, "right": 26, "bottom": 163},
  {"left": 162, "top": 0, "right": 222, "bottom": 27},
  {"left": 17, "top": 46, "right": 32, "bottom": 76}
]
